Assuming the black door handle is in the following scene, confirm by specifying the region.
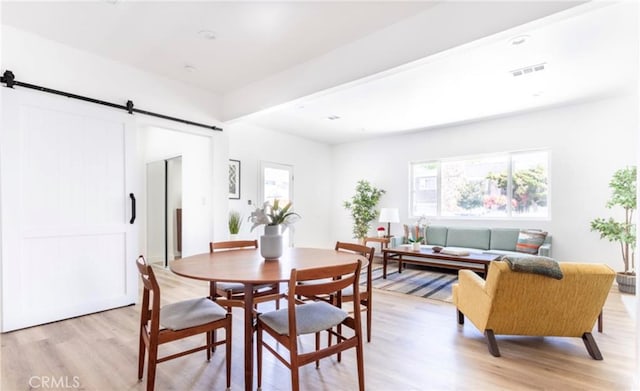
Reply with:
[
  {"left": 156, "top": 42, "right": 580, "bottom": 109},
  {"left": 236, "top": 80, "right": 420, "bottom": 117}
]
[{"left": 129, "top": 193, "right": 136, "bottom": 224}]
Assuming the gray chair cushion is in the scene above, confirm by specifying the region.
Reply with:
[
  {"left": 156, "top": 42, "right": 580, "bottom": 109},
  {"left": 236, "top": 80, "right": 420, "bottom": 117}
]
[
  {"left": 426, "top": 226, "right": 448, "bottom": 246},
  {"left": 490, "top": 228, "right": 520, "bottom": 251},
  {"left": 217, "top": 282, "right": 246, "bottom": 291},
  {"left": 217, "top": 282, "right": 274, "bottom": 292},
  {"left": 160, "top": 298, "right": 227, "bottom": 331},
  {"left": 259, "top": 301, "right": 348, "bottom": 336},
  {"left": 446, "top": 228, "right": 490, "bottom": 250}
]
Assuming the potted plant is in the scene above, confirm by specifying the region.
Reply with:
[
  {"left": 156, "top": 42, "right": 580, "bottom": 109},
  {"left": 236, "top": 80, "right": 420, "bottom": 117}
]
[
  {"left": 408, "top": 236, "right": 424, "bottom": 251},
  {"left": 590, "top": 166, "right": 636, "bottom": 294},
  {"left": 248, "top": 200, "right": 300, "bottom": 260},
  {"left": 377, "top": 226, "right": 386, "bottom": 238},
  {"left": 228, "top": 210, "right": 242, "bottom": 239},
  {"left": 343, "top": 180, "right": 386, "bottom": 242}
]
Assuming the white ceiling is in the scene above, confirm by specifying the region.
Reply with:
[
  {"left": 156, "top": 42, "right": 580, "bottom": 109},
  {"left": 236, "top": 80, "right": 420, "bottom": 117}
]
[
  {"left": 2, "top": 1, "right": 637, "bottom": 145},
  {"left": 1, "top": 1, "right": 435, "bottom": 93},
  {"left": 242, "top": 2, "right": 638, "bottom": 144}
]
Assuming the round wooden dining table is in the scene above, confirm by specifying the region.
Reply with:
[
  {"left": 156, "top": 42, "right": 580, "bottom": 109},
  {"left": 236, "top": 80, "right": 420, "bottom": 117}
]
[{"left": 170, "top": 247, "right": 366, "bottom": 391}]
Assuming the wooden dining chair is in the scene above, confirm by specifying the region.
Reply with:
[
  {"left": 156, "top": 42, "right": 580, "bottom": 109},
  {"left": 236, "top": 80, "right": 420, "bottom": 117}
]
[
  {"left": 209, "top": 240, "right": 281, "bottom": 311},
  {"left": 334, "top": 241, "right": 375, "bottom": 343},
  {"left": 256, "top": 259, "right": 365, "bottom": 391},
  {"left": 299, "top": 242, "right": 375, "bottom": 343},
  {"left": 136, "top": 256, "right": 231, "bottom": 391}
]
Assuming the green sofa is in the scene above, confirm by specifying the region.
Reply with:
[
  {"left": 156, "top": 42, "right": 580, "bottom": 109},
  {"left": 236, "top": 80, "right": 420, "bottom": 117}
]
[{"left": 393, "top": 226, "right": 552, "bottom": 257}]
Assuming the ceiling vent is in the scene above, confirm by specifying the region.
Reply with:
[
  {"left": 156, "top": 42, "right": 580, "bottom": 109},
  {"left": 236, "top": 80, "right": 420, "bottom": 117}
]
[
  {"left": 327, "top": 115, "right": 341, "bottom": 120},
  {"left": 511, "top": 63, "right": 546, "bottom": 77}
]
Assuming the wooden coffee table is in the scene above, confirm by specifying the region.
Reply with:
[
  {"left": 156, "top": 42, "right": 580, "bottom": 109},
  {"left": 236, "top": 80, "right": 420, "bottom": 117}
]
[{"left": 382, "top": 246, "right": 500, "bottom": 278}]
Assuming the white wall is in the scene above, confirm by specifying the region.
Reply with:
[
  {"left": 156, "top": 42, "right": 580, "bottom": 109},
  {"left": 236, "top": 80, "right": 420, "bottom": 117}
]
[
  {"left": 332, "top": 94, "right": 638, "bottom": 270},
  {"left": 1, "top": 25, "right": 229, "bottom": 257},
  {"left": 141, "top": 127, "right": 214, "bottom": 258},
  {"left": 227, "top": 122, "right": 333, "bottom": 247}
]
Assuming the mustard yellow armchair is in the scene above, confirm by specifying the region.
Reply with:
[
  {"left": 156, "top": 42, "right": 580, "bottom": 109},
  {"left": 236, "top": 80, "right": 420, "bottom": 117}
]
[{"left": 452, "top": 260, "right": 615, "bottom": 360}]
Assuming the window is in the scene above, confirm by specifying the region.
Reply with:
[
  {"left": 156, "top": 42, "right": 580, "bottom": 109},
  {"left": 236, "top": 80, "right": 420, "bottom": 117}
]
[{"left": 410, "top": 151, "right": 549, "bottom": 219}]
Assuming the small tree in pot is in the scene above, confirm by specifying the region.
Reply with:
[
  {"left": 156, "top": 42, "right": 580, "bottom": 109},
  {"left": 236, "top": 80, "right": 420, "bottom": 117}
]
[
  {"left": 343, "top": 180, "right": 386, "bottom": 241},
  {"left": 590, "top": 166, "right": 636, "bottom": 294}
]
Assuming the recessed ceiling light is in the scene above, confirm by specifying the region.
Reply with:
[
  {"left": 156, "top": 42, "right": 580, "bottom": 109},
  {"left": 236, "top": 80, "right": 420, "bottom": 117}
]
[
  {"left": 198, "top": 30, "right": 216, "bottom": 40},
  {"left": 510, "top": 35, "right": 530, "bottom": 46},
  {"left": 184, "top": 64, "right": 197, "bottom": 72},
  {"left": 327, "top": 115, "right": 340, "bottom": 121}
]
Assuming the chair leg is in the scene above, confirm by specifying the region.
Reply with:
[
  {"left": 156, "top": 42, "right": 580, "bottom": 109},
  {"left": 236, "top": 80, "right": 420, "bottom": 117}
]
[
  {"left": 485, "top": 329, "right": 501, "bottom": 357},
  {"left": 582, "top": 332, "right": 603, "bottom": 360},
  {"left": 206, "top": 331, "right": 212, "bottom": 361},
  {"left": 138, "top": 331, "right": 146, "bottom": 380},
  {"left": 457, "top": 309, "right": 464, "bottom": 325},
  {"left": 291, "top": 367, "right": 300, "bottom": 391},
  {"left": 337, "top": 323, "right": 342, "bottom": 362},
  {"left": 146, "top": 344, "right": 159, "bottom": 391},
  {"left": 315, "top": 331, "right": 321, "bottom": 368},
  {"left": 356, "top": 327, "right": 365, "bottom": 391},
  {"left": 257, "top": 325, "right": 263, "bottom": 389},
  {"left": 366, "top": 303, "right": 372, "bottom": 343},
  {"left": 225, "top": 319, "right": 232, "bottom": 389},
  {"left": 598, "top": 311, "right": 603, "bottom": 333}
]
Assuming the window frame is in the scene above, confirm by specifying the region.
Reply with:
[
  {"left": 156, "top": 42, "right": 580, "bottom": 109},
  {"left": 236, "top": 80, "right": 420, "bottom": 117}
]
[{"left": 409, "top": 149, "right": 550, "bottom": 221}]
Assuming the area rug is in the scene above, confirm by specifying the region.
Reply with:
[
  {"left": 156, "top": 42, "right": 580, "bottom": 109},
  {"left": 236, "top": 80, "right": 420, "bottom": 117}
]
[{"left": 366, "top": 262, "right": 458, "bottom": 303}]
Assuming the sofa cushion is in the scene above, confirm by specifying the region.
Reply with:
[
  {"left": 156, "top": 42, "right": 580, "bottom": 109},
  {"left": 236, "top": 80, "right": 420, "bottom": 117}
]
[
  {"left": 490, "top": 228, "right": 520, "bottom": 251},
  {"left": 446, "top": 228, "right": 490, "bottom": 250},
  {"left": 426, "top": 226, "right": 448, "bottom": 246},
  {"left": 516, "top": 230, "right": 548, "bottom": 254}
]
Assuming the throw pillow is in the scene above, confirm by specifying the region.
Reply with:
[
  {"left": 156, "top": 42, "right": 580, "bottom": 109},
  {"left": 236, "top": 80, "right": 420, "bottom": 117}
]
[{"left": 516, "top": 230, "right": 547, "bottom": 254}]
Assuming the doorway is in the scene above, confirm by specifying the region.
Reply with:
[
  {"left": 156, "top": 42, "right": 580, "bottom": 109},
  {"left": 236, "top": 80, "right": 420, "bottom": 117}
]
[
  {"left": 260, "top": 161, "right": 294, "bottom": 246},
  {"left": 146, "top": 156, "right": 182, "bottom": 267}
]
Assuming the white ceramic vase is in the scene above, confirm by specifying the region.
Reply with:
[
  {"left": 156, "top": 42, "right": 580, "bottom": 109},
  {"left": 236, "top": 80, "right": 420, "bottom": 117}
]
[{"left": 260, "top": 224, "right": 283, "bottom": 260}]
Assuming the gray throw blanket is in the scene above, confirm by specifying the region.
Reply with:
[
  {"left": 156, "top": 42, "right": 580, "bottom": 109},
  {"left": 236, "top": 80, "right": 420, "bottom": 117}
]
[{"left": 501, "top": 255, "right": 564, "bottom": 280}]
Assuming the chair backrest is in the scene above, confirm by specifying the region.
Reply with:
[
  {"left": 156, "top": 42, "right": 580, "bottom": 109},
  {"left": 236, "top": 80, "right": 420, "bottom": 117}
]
[
  {"left": 288, "top": 261, "right": 361, "bottom": 335},
  {"left": 210, "top": 240, "right": 258, "bottom": 253},
  {"left": 136, "top": 256, "right": 161, "bottom": 331},
  {"left": 335, "top": 242, "right": 374, "bottom": 292},
  {"left": 484, "top": 261, "right": 615, "bottom": 336}
]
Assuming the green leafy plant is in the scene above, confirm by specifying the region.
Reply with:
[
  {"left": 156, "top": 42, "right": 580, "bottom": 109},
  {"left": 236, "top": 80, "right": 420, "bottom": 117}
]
[
  {"left": 408, "top": 237, "right": 424, "bottom": 243},
  {"left": 248, "top": 199, "right": 300, "bottom": 231},
  {"left": 228, "top": 211, "right": 242, "bottom": 234},
  {"left": 590, "top": 166, "right": 636, "bottom": 275},
  {"left": 487, "top": 166, "right": 547, "bottom": 212},
  {"left": 343, "top": 180, "right": 386, "bottom": 240},
  {"left": 457, "top": 180, "right": 483, "bottom": 210}
]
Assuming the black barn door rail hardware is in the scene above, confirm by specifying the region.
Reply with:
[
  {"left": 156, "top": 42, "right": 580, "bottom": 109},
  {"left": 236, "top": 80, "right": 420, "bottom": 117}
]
[{"left": 0, "top": 70, "right": 223, "bottom": 132}]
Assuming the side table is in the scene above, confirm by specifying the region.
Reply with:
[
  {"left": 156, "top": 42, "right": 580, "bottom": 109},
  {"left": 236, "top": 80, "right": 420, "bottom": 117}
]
[{"left": 364, "top": 237, "right": 391, "bottom": 254}]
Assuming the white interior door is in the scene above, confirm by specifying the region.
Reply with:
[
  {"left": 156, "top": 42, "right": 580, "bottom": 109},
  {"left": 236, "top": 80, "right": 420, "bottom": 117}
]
[
  {"left": 260, "top": 161, "right": 294, "bottom": 246},
  {"left": 0, "top": 87, "right": 137, "bottom": 332}
]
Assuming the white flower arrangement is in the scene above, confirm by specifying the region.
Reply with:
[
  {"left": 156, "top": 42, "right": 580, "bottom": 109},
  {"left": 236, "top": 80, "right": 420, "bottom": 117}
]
[{"left": 248, "top": 200, "right": 300, "bottom": 232}]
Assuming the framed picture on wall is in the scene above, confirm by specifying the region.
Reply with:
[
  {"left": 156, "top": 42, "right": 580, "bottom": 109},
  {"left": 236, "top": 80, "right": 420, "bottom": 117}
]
[{"left": 229, "top": 159, "right": 241, "bottom": 199}]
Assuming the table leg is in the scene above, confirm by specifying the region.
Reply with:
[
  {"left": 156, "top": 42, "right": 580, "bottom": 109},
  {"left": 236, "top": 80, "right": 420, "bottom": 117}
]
[
  {"left": 383, "top": 251, "right": 388, "bottom": 279},
  {"left": 243, "top": 283, "right": 255, "bottom": 391}
]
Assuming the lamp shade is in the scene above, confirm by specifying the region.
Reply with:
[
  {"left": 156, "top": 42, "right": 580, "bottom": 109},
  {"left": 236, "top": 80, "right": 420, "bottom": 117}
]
[{"left": 379, "top": 208, "right": 400, "bottom": 223}]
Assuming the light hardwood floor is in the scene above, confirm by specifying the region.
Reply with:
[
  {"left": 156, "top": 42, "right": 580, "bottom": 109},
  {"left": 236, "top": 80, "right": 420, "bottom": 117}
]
[{"left": 1, "top": 264, "right": 636, "bottom": 391}]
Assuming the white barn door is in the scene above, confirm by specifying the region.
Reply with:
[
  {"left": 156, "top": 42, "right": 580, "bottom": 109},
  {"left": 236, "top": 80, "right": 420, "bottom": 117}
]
[{"left": 0, "top": 87, "right": 138, "bottom": 331}]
